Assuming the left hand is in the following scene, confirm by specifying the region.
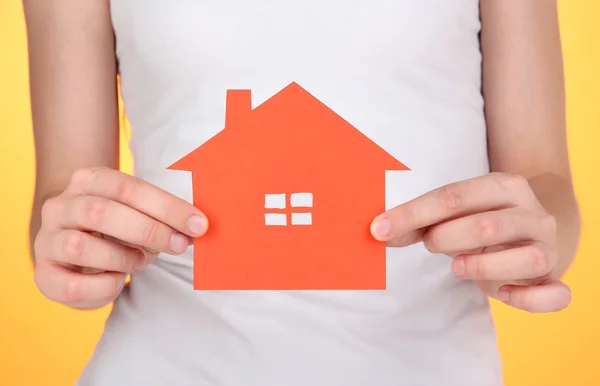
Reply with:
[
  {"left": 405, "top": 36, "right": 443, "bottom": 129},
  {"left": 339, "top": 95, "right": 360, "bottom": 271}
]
[{"left": 370, "top": 172, "right": 571, "bottom": 313}]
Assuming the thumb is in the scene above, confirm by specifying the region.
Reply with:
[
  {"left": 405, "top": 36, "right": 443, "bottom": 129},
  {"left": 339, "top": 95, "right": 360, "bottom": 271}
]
[{"left": 370, "top": 215, "right": 425, "bottom": 247}]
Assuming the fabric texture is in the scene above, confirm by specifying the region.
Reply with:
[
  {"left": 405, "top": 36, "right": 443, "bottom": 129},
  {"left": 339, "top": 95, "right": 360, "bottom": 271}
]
[{"left": 77, "top": 1, "right": 504, "bottom": 385}]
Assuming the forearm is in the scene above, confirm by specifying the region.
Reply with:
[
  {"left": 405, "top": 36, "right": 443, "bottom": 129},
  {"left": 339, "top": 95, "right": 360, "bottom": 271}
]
[
  {"left": 23, "top": 0, "right": 120, "bottom": 263},
  {"left": 29, "top": 204, "right": 42, "bottom": 265},
  {"left": 527, "top": 172, "right": 580, "bottom": 277},
  {"left": 480, "top": 1, "right": 578, "bottom": 276},
  {"left": 29, "top": 190, "right": 63, "bottom": 264}
]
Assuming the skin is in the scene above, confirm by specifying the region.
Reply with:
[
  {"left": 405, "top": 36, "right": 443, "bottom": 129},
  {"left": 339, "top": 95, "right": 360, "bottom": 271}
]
[
  {"left": 372, "top": 1, "right": 580, "bottom": 313},
  {"left": 24, "top": 0, "right": 579, "bottom": 312},
  {"left": 24, "top": 0, "right": 208, "bottom": 309}
]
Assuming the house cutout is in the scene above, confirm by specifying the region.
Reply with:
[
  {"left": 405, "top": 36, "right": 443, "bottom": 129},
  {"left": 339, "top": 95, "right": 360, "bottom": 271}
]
[{"left": 168, "top": 82, "right": 409, "bottom": 290}]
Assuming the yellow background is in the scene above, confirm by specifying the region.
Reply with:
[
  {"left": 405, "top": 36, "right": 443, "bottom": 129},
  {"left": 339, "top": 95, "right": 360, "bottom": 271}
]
[{"left": 1, "top": 1, "right": 598, "bottom": 385}]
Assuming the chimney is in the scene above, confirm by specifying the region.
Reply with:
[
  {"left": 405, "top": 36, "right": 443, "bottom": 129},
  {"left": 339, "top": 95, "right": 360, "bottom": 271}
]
[{"left": 225, "top": 89, "right": 252, "bottom": 129}]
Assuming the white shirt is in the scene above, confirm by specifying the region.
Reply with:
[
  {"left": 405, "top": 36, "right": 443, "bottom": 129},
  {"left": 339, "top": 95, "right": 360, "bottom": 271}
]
[{"left": 77, "top": 1, "right": 504, "bottom": 385}]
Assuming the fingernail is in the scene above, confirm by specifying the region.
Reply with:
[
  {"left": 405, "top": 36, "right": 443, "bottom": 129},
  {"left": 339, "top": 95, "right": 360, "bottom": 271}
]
[
  {"left": 134, "top": 251, "right": 146, "bottom": 271},
  {"left": 187, "top": 215, "right": 208, "bottom": 236},
  {"left": 170, "top": 233, "right": 189, "bottom": 254},
  {"left": 452, "top": 257, "right": 466, "bottom": 276},
  {"left": 497, "top": 288, "right": 510, "bottom": 302},
  {"left": 370, "top": 217, "right": 391, "bottom": 240}
]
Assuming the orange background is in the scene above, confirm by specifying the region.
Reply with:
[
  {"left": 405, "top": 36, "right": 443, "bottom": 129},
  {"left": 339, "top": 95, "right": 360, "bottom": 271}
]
[{"left": 1, "top": 1, "right": 599, "bottom": 385}]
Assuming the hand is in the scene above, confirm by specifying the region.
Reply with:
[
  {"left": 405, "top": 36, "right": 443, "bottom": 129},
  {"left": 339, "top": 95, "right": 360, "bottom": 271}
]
[
  {"left": 33, "top": 167, "right": 208, "bottom": 310},
  {"left": 370, "top": 172, "right": 571, "bottom": 313}
]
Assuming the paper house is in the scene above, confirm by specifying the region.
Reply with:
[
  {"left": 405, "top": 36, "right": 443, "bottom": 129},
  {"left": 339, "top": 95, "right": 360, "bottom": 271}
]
[{"left": 169, "top": 82, "right": 409, "bottom": 290}]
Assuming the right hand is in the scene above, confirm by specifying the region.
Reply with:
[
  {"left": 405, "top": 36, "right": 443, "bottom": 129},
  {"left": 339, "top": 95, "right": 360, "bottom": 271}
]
[{"left": 33, "top": 166, "right": 208, "bottom": 310}]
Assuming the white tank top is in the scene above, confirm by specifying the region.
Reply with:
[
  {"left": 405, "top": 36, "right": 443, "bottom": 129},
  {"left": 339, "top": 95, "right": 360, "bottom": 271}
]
[{"left": 78, "top": 1, "right": 504, "bottom": 385}]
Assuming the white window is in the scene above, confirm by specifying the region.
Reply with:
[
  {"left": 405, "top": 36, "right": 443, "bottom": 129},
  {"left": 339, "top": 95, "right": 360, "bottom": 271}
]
[
  {"left": 264, "top": 192, "right": 313, "bottom": 226},
  {"left": 264, "top": 193, "right": 286, "bottom": 209},
  {"left": 264, "top": 213, "right": 287, "bottom": 226},
  {"left": 291, "top": 213, "right": 312, "bottom": 225},
  {"left": 291, "top": 193, "right": 313, "bottom": 208}
]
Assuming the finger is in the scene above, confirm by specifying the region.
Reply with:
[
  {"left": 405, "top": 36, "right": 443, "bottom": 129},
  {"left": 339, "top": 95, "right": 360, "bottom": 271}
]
[
  {"left": 58, "top": 195, "right": 190, "bottom": 255},
  {"left": 34, "top": 261, "right": 127, "bottom": 309},
  {"left": 451, "top": 242, "right": 556, "bottom": 281},
  {"left": 383, "top": 228, "right": 426, "bottom": 248},
  {"left": 66, "top": 167, "right": 208, "bottom": 237},
  {"left": 371, "top": 173, "right": 537, "bottom": 242},
  {"left": 95, "top": 232, "right": 160, "bottom": 262},
  {"left": 496, "top": 280, "right": 571, "bottom": 313},
  {"left": 51, "top": 230, "right": 146, "bottom": 273},
  {"left": 423, "top": 208, "right": 544, "bottom": 255}
]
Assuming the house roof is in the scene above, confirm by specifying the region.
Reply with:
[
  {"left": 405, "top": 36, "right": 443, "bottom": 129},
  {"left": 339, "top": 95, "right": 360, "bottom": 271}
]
[{"left": 168, "top": 82, "right": 409, "bottom": 173}]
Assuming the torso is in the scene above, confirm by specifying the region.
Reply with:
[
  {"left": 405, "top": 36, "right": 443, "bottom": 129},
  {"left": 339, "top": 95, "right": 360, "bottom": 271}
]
[{"left": 77, "top": 1, "right": 503, "bottom": 385}]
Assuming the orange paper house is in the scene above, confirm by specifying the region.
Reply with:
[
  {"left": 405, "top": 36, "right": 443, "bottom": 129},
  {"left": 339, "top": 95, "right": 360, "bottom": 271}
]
[{"left": 168, "top": 82, "right": 409, "bottom": 290}]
